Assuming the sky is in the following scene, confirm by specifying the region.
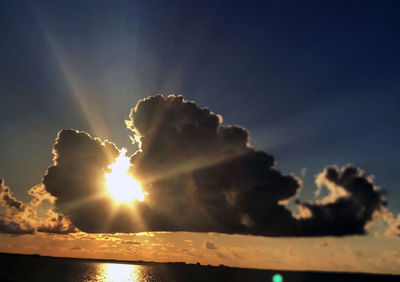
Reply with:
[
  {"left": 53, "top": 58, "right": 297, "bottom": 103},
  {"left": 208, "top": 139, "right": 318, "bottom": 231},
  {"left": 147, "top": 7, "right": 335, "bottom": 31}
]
[{"left": 0, "top": 0, "right": 400, "bottom": 274}]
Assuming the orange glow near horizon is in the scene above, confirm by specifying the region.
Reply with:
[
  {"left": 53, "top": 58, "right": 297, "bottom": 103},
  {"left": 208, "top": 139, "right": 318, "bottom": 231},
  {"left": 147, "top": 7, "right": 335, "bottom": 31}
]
[{"left": 105, "top": 148, "right": 146, "bottom": 203}]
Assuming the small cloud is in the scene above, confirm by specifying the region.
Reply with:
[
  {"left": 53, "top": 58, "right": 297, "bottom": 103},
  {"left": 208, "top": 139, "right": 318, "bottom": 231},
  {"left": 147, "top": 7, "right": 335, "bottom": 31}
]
[
  {"left": 204, "top": 241, "right": 217, "bottom": 250},
  {"left": 217, "top": 252, "right": 227, "bottom": 259},
  {"left": 180, "top": 247, "right": 200, "bottom": 257},
  {"left": 121, "top": 240, "right": 141, "bottom": 245},
  {"left": 316, "top": 241, "right": 330, "bottom": 248},
  {"left": 232, "top": 252, "right": 244, "bottom": 259}
]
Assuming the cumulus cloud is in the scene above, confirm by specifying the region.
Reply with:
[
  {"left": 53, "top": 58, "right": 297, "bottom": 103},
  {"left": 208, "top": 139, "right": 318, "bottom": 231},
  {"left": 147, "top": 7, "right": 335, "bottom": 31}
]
[
  {"left": 296, "top": 165, "right": 386, "bottom": 236},
  {"left": 43, "top": 130, "right": 136, "bottom": 233},
  {"left": 383, "top": 210, "right": 400, "bottom": 237},
  {"left": 41, "top": 95, "right": 387, "bottom": 236},
  {"left": 36, "top": 209, "right": 76, "bottom": 234},
  {"left": 0, "top": 178, "right": 75, "bottom": 234}
]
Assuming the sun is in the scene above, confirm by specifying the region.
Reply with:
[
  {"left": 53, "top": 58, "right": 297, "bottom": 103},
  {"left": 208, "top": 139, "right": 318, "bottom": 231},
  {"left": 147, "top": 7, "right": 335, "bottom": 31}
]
[{"left": 105, "top": 148, "right": 146, "bottom": 203}]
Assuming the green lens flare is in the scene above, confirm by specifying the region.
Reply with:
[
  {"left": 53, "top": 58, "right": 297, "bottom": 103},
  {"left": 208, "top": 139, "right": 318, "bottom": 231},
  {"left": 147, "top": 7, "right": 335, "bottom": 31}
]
[{"left": 272, "top": 273, "right": 283, "bottom": 282}]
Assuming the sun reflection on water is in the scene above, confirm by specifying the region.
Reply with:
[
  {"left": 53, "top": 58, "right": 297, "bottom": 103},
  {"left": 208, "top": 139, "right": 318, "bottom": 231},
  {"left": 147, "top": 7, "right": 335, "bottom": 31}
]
[{"left": 97, "top": 263, "right": 143, "bottom": 282}]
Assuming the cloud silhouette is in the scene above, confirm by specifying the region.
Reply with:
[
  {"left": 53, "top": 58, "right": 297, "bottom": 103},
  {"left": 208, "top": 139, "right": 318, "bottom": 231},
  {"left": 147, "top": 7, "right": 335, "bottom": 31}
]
[
  {"left": 296, "top": 165, "right": 386, "bottom": 236},
  {"left": 42, "top": 129, "right": 124, "bottom": 233},
  {"left": 41, "top": 95, "right": 387, "bottom": 236}
]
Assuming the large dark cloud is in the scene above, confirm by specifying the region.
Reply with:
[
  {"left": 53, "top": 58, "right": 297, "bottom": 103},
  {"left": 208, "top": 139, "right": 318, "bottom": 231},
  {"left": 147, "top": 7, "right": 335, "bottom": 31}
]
[
  {"left": 42, "top": 130, "right": 123, "bottom": 233},
  {"left": 42, "top": 95, "right": 386, "bottom": 236}
]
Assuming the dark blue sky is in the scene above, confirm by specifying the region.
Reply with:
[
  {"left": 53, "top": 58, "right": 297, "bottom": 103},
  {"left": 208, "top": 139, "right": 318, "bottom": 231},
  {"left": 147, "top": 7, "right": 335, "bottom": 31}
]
[{"left": 1, "top": 1, "right": 399, "bottom": 213}]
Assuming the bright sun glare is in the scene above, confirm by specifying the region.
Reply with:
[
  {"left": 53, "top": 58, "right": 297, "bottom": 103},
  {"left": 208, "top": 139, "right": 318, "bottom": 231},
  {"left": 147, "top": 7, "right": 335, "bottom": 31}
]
[{"left": 105, "top": 148, "right": 146, "bottom": 203}]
